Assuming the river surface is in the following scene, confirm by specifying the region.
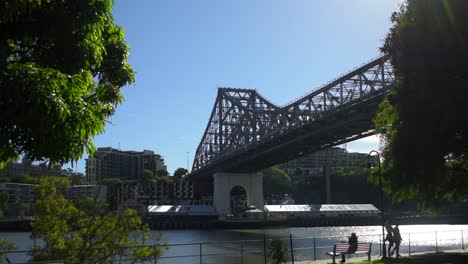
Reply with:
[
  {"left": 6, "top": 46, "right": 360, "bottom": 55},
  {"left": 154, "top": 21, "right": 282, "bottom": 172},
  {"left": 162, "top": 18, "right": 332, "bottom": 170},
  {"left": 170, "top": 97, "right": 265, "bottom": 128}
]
[{"left": 2, "top": 224, "right": 468, "bottom": 263}]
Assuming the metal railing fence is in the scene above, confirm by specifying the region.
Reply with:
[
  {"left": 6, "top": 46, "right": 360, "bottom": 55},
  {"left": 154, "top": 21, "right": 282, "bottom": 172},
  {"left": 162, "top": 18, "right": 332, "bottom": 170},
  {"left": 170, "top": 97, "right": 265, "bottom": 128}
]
[{"left": 2, "top": 229, "right": 466, "bottom": 264}]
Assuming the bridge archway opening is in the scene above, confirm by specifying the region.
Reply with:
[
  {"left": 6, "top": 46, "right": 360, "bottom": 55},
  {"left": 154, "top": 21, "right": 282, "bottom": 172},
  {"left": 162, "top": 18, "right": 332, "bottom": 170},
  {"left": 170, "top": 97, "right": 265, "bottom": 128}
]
[
  {"left": 230, "top": 185, "right": 247, "bottom": 215},
  {"left": 213, "top": 172, "right": 264, "bottom": 217}
]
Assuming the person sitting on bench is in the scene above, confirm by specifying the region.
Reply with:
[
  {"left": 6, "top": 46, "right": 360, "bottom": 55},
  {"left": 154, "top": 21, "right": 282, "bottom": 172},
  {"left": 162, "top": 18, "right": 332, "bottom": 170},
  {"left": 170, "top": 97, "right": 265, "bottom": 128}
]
[{"left": 341, "top": 233, "right": 358, "bottom": 263}]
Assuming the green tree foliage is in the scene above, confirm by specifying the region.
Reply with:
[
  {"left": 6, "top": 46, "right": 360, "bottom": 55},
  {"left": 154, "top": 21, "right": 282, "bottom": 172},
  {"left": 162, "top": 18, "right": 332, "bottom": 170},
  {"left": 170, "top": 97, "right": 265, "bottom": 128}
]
[
  {"left": 173, "top": 168, "right": 188, "bottom": 178},
  {"left": 0, "top": 177, "right": 11, "bottom": 183},
  {"left": 0, "top": 238, "right": 15, "bottom": 264},
  {"left": 143, "top": 169, "right": 156, "bottom": 181},
  {"left": 262, "top": 167, "right": 292, "bottom": 200},
  {"left": 13, "top": 174, "right": 40, "bottom": 184},
  {"left": 31, "top": 177, "right": 165, "bottom": 263},
  {"left": 268, "top": 237, "right": 288, "bottom": 264},
  {"left": 0, "top": 0, "right": 135, "bottom": 168},
  {"left": 332, "top": 169, "right": 380, "bottom": 204},
  {"left": 155, "top": 175, "right": 172, "bottom": 183},
  {"left": 98, "top": 177, "right": 122, "bottom": 186},
  {"left": 291, "top": 177, "right": 319, "bottom": 203},
  {"left": 156, "top": 169, "right": 169, "bottom": 177},
  {"left": 98, "top": 177, "right": 122, "bottom": 210},
  {"left": 61, "top": 168, "right": 84, "bottom": 185},
  {"left": 376, "top": 0, "right": 468, "bottom": 208},
  {"left": 16, "top": 201, "right": 30, "bottom": 218}
]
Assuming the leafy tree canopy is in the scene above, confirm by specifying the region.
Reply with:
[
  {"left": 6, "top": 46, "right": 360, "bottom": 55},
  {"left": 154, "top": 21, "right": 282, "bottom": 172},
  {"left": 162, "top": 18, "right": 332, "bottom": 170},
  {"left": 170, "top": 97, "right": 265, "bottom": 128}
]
[
  {"left": 61, "top": 168, "right": 84, "bottom": 185},
  {"left": 0, "top": 177, "right": 10, "bottom": 183},
  {"left": 268, "top": 237, "right": 288, "bottom": 264},
  {"left": 157, "top": 169, "right": 169, "bottom": 177},
  {"left": 7, "top": 174, "right": 40, "bottom": 184},
  {"left": 173, "top": 168, "right": 188, "bottom": 178},
  {"left": 155, "top": 175, "right": 172, "bottom": 183},
  {"left": 142, "top": 169, "right": 156, "bottom": 181},
  {"left": 31, "top": 177, "right": 165, "bottom": 263},
  {"left": 0, "top": 238, "right": 15, "bottom": 262},
  {"left": 262, "top": 167, "right": 291, "bottom": 199},
  {"left": 0, "top": 0, "right": 135, "bottom": 168},
  {"left": 376, "top": 0, "right": 468, "bottom": 208},
  {"left": 98, "top": 177, "right": 122, "bottom": 186}
]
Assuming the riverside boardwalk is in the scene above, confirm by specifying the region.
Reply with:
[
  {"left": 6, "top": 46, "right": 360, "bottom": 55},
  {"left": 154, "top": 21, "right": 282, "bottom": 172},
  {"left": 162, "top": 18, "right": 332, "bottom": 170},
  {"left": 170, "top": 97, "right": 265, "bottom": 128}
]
[{"left": 296, "top": 249, "right": 467, "bottom": 264}]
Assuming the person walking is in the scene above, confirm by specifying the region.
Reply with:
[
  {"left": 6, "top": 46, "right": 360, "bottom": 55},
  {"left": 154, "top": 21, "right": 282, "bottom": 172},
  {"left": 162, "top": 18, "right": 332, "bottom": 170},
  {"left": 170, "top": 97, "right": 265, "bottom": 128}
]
[
  {"left": 391, "top": 225, "right": 402, "bottom": 257},
  {"left": 340, "top": 233, "right": 358, "bottom": 263},
  {"left": 385, "top": 226, "right": 394, "bottom": 257}
]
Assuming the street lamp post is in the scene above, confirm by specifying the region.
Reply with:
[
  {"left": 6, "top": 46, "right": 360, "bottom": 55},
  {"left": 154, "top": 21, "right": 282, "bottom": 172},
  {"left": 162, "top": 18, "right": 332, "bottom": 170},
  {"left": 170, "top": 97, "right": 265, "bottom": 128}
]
[{"left": 368, "top": 150, "right": 387, "bottom": 259}]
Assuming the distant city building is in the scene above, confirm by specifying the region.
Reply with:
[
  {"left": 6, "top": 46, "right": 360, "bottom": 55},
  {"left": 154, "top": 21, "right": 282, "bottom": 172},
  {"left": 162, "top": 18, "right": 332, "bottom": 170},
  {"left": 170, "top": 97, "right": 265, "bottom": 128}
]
[
  {"left": 85, "top": 147, "right": 167, "bottom": 184},
  {"left": 0, "top": 182, "right": 106, "bottom": 216},
  {"left": 67, "top": 184, "right": 107, "bottom": 202},
  {"left": 0, "top": 157, "right": 61, "bottom": 179},
  {"left": 115, "top": 178, "right": 194, "bottom": 209},
  {"left": 277, "top": 147, "right": 377, "bottom": 177},
  {"left": 0, "top": 182, "right": 35, "bottom": 206}
]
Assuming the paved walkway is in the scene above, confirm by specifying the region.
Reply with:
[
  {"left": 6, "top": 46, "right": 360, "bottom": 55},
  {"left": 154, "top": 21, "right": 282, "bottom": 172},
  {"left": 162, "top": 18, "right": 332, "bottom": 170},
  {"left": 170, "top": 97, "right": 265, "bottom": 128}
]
[{"left": 295, "top": 249, "right": 466, "bottom": 264}]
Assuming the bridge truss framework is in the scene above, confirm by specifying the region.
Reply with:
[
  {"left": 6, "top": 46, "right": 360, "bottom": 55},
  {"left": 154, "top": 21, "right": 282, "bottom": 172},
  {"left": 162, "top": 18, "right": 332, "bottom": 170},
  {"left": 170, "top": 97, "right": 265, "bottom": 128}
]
[{"left": 191, "top": 55, "right": 394, "bottom": 178}]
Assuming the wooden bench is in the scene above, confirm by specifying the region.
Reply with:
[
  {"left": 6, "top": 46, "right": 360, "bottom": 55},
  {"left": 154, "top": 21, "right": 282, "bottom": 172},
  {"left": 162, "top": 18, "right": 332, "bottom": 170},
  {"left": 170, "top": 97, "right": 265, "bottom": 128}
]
[{"left": 326, "top": 242, "right": 372, "bottom": 263}]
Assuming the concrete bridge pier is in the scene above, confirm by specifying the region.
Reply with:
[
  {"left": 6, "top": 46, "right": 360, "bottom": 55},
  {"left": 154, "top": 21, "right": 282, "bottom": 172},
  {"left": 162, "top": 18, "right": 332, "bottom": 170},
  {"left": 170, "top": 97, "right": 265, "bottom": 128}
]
[{"left": 213, "top": 172, "right": 264, "bottom": 216}]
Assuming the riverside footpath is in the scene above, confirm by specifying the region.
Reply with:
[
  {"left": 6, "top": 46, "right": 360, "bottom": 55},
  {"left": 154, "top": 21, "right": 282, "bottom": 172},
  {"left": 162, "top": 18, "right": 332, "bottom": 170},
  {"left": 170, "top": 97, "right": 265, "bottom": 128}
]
[{"left": 298, "top": 249, "right": 467, "bottom": 264}]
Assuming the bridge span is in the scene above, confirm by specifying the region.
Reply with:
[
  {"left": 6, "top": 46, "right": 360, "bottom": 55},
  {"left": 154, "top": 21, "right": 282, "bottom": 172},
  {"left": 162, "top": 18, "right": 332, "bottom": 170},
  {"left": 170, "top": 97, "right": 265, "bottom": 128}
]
[
  {"left": 187, "top": 55, "right": 395, "bottom": 215},
  {"left": 190, "top": 55, "right": 394, "bottom": 179}
]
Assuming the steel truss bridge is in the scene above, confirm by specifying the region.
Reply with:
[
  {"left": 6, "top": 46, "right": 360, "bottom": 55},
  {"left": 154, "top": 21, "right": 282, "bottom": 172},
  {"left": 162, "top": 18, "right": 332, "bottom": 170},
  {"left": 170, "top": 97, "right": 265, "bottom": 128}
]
[{"left": 189, "top": 55, "right": 394, "bottom": 178}]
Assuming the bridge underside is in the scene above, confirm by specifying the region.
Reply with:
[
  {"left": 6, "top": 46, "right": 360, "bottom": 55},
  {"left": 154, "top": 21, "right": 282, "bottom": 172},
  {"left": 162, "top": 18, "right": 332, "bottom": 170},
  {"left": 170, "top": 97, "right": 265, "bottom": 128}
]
[{"left": 189, "top": 91, "right": 383, "bottom": 179}]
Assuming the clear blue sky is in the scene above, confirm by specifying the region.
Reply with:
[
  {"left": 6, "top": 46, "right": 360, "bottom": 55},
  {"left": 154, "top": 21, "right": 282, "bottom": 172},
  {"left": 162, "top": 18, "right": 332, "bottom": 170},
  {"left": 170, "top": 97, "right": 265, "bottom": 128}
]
[{"left": 69, "top": 0, "right": 402, "bottom": 173}]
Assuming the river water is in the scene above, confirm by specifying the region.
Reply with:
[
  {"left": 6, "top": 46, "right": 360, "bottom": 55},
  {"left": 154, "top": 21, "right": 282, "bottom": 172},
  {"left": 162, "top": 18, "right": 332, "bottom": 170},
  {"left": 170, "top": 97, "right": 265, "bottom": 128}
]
[{"left": 2, "top": 224, "right": 468, "bottom": 263}]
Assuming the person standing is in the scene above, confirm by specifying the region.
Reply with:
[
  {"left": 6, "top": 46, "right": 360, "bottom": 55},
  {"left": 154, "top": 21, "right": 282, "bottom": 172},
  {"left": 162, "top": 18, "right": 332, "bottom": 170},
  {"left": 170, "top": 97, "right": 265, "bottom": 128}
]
[
  {"left": 385, "top": 226, "right": 394, "bottom": 257},
  {"left": 340, "top": 233, "right": 358, "bottom": 263},
  {"left": 391, "top": 225, "right": 402, "bottom": 257}
]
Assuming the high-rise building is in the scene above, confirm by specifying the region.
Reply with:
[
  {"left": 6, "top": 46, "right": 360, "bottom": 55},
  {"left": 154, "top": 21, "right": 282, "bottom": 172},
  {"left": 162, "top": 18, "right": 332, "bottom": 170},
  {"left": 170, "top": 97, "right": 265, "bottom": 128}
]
[{"left": 85, "top": 147, "right": 167, "bottom": 184}]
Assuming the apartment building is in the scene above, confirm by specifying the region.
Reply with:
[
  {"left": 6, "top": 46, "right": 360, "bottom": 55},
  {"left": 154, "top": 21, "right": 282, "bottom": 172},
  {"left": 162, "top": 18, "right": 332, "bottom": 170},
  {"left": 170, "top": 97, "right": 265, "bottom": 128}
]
[
  {"left": 85, "top": 147, "right": 167, "bottom": 184},
  {"left": 115, "top": 178, "right": 194, "bottom": 207},
  {"left": 0, "top": 157, "right": 61, "bottom": 179},
  {"left": 0, "top": 182, "right": 106, "bottom": 216}
]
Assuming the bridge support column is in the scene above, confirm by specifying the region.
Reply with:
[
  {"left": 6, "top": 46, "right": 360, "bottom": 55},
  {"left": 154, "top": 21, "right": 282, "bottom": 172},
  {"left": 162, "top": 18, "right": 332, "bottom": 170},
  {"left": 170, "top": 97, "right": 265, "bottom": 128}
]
[
  {"left": 213, "top": 172, "right": 264, "bottom": 216},
  {"left": 323, "top": 164, "right": 331, "bottom": 204}
]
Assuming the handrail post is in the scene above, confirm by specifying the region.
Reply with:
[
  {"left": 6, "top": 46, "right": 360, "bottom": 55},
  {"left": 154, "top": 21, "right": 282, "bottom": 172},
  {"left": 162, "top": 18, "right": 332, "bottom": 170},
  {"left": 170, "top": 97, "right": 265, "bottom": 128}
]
[
  {"left": 289, "top": 234, "right": 295, "bottom": 264},
  {"left": 462, "top": 230, "right": 465, "bottom": 250},
  {"left": 435, "top": 231, "right": 438, "bottom": 253},
  {"left": 408, "top": 233, "right": 411, "bottom": 256},
  {"left": 313, "top": 237, "right": 317, "bottom": 261},
  {"left": 240, "top": 240, "right": 244, "bottom": 264},
  {"left": 264, "top": 235, "right": 267, "bottom": 264},
  {"left": 379, "top": 234, "right": 382, "bottom": 256},
  {"left": 199, "top": 243, "right": 202, "bottom": 264},
  {"left": 154, "top": 245, "right": 158, "bottom": 264}
]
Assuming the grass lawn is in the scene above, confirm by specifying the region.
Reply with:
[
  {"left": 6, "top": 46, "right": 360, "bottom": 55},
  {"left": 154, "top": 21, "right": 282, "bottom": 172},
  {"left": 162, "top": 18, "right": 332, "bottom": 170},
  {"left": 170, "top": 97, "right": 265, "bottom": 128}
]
[{"left": 354, "top": 252, "right": 468, "bottom": 264}]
